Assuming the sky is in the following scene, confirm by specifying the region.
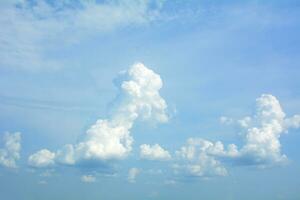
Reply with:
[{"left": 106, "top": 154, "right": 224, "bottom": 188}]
[{"left": 1, "top": 0, "right": 300, "bottom": 199}]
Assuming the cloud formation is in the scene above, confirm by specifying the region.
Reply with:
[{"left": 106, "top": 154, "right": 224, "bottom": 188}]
[
  {"left": 175, "top": 94, "right": 300, "bottom": 177},
  {"left": 0, "top": 132, "right": 21, "bottom": 168},
  {"left": 28, "top": 149, "right": 55, "bottom": 168},
  {"left": 0, "top": 0, "right": 165, "bottom": 70},
  {"left": 81, "top": 175, "right": 96, "bottom": 183},
  {"left": 28, "top": 63, "right": 168, "bottom": 167},
  {"left": 128, "top": 167, "right": 140, "bottom": 183},
  {"left": 140, "top": 144, "right": 171, "bottom": 161}
]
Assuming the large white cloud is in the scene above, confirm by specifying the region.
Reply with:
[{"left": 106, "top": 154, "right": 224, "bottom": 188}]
[
  {"left": 140, "top": 144, "right": 171, "bottom": 161},
  {"left": 0, "top": 0, "right": 165, "bottom": 70},
  {"left": 0, "top": 132, "right": 21, "bottom": 168},
  {"left": 175, "top": 94, "right": 300, "bottom": 177},
  {"left": 28, "top": 63, "right": 169, "bottom": 167}
]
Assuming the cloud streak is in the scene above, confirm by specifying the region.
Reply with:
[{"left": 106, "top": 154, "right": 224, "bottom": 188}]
[{"left": 0, "top": 0, "right": 165, "bottom": 70}]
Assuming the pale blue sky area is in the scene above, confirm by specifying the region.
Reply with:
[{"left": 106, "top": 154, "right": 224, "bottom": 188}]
[{"left": 0, "top": 0, "right": 300, "bottom": 200}]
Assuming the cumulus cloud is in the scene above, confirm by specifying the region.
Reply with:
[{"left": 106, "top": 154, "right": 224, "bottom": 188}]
[
  {"left": 175, "top": 94, "right": 300, "bottom": 177},
  {"left": 140, "top": 144, "right": 171, "bottom": 161},
  {"left": 0, "top": 0, "right": 165, "bottom": 70},
  {"left": 28, "top": 63, "right": 169, "bottom": 167},
  {"left": 28, "top": 149, "right": 56, "bottom": 168},
  {"left": 128, "top": 167, "right": 140, "bottom": 183},
  {"left": 0, "top": 132, "right": 21, "bottom": 168},
  {"left": 81, "top": 175, "right": 96, "bottom": 183},
  {"left": 175, "top": 138, "right": 229, "bottom": 177}
]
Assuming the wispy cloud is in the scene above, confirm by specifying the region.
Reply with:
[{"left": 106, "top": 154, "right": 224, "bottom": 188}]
[{"left": 0, "top": 0, "right": 165, "bottom": 70}]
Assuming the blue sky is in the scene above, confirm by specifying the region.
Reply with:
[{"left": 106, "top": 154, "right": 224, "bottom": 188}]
[{"left": 1, "top": 0, "right": 300, "bottom": 199}]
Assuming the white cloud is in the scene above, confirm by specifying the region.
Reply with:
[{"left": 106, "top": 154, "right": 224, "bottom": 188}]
[
  {"left": 0, "top": 0, "right": 165, "bottom": 70},
  {"left": 284, "top": 115, "right": 300, "bottom": 129},
  {"left": 237, "top": 94, "right": 289, "bottom": 165},
  {"left": 81, "top": 175, "right": 96, "bottom": 183},
  {"left": 175, "top": 138, "right": 229, "bottom": 177},
  {"left": 219, "top": 116, "right": 233, "bottom": 125},
  {"left": 0, "top": 132, "right": 21, "bottom": 168},
  {"left": 28, "top": 63, "right": 169, "bottom": 167},
  {"left": 128, "top": 167, "right": 140, "bottom": 183},
  {"left": 28, "top": 149, "right": 56, "bottom": 168},
  {"left": 140, "top": 144, "right": 171, "bottom": 161},
  {"left": 175, "top": 94, "right": 300, "bottom": 177}
]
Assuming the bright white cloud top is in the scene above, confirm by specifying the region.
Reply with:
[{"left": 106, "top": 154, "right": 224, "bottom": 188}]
[
  {"left": 0, "top": 132, "right": 21, "bottom": 168},
  {"left": 175, "top": 94, "right": 300, "bottom": 177},
  {"left": 28, "top": 63, "right": 169, "bottom": 168},
  {"left": 140, "top": 144, "right": 171, "bottom": 161}
]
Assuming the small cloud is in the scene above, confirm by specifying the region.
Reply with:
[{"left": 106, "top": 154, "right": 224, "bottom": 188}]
[
  {"left": 28, "top": 149, "right": 55, "bottom": 168},
  {"left": 140, "top": 144, "right": 171, "bottom": 161},
  {"left": 81, "top": 175, "right": 96, "bottom": 183},
  {"left": 0, "top": 132, "right": 21, "bottom": 168},
  {"left": 128, "top": 168, "right": 140, "bottom": 183},
  {"left": 219, "top": 116, "right": 233, "bottom": 125}
]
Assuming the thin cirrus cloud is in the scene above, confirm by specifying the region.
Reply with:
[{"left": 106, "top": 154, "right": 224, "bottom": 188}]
[
  {"left": 174, "top": 94, "right": 300, "bottom": 177},
  {"left": 28, "top": 62, "right": 169, "bottom": 168},
  {"left": 0, "top": 0, "right": 165, "bottom": 70},
  {"left": 0, "top": 132, "right": 21, "bottom": 168}
]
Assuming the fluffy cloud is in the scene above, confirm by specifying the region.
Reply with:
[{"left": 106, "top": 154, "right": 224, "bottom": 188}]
[
  {"left": 175, "top": 94, "right": 300, "bottom": 177},
  {"left": 0, "top": 132, "right": 21, "bottom": 168},
  {"left": 140, "top": 144, "right": 171, "bottom": 161},
  {"left": 81, "top": 175, "right": 96, "bottom": 183},
  {"left": 128, "top": 167, "right": 140, "bottom": 183},
  {"left": 0, "top": 0, "right": 165, "bottom": 70},
  {"left": 28, "top": 63, "right": 168, "bottom": 167},
  {"left": 28, "top": 149, "right": 56, "bottom": 168},
  {"left": 175, "top": 138, "right": 230, "bottom": 177}
]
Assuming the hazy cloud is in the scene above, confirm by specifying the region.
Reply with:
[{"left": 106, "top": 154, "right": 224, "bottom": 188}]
[{"left": 0, "top": 132, "right": 21, "bottom": 168}]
